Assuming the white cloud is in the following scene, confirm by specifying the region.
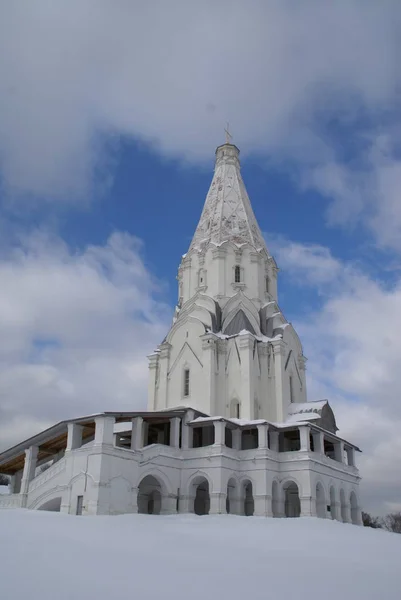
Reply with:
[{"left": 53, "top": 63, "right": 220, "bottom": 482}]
[
  {"left": 0, "top": 1, "right": 400, "bottom": 215},
  {"left": 0, "top": 230, "right": 169, "bottom": 450},
  {"left": 273, "top": 238, "right": 401, "bottom": 514}
]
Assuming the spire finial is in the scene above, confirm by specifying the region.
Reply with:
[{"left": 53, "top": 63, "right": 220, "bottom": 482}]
[{"left": 224, "top": 122, "right": 232, "bottom": 145}]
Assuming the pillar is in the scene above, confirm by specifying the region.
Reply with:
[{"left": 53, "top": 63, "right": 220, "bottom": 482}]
[
  {"left": 254, "top": 494, "right": 272, "bottom": 517},
  {"left": 66, "top": 422, "right": 83, "bottom": 451},
  {"left": 300, "top": 496, "right": 315, "bottom": 517},
  {"left": 257, "top": 423, "right": 269, "bottom": 449},
  {"left": 299, "top": 426, "right": 311, "bottom": 451},
  {"left": 269, "top": 430, "right": 279, "bottom": 452},
  {"left": 210, "top": 492, "right": 226, "bottom": 514},
  {"left": 131, "top": 416, "right": 143, "bottom": 451},
  {"left": 157, "top": 342, "right": 171, "bottom": 410},
  {"left": 201, "top": 334, "right": 216, "bottom": 415},
  {"left": 170, "top": 417, "right": 181, "bottom": 448},
  {"left": 312, "top": 430, "right": 324, "bottom": 454},
  {"left": 181, "top": 410, "right": 194, "bottom": 449},
  {"left": 20, "top": 446, "right": 39, "bottom": 502},
  {"left": 271, "top": 340, "right": 286, "bottom": 422},
  {"left": 334, "top": 440, "right": 345, "bottom": 463},
  {"left": 212, "top": 247, "right": 227, "bottom": 298},
  {"left": 94, "top": 416, "right": 115, "bottom": 446},
  {"left": 213, "top": 420, "right": 226, "bottom": 446},
  {"left": 161, "top": 494, "right": 178, "bottom": 515},
  {"left": 147, "top": 353, "right": 159, "bottom": 411},
  {"left": 238, "top": 332, "right": 255, "bottom": 419},
  {"left": 232, "top": 428, "right": 242, "bottom": 450},
  {"left": 8, "top": 475, "right": 16, "bottom": 494},
  {"left": 346, "top": 446, "right": 356, "bottom": 467}
]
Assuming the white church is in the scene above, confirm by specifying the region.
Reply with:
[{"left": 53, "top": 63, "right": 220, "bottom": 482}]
[{"left": 0, "top": 140, "right": 362, "bottom": 524}]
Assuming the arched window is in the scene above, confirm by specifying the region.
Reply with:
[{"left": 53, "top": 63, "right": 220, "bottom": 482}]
[
  {"left": 289, "top": 375, "right": 294, "bottom": 403},
  {"left": 183, "top": 368, "right": 190, "bottom": 397},
  {"left": 230, "top": 399, "right": 240, "bottom": 419},
  {"left": 265, "top": 275, "right": 270, "bottom": 294},
  {"left": 234, "top": 265, "right": 241, "bottom": 283},
  {"left": 198, "top": 268, "right": 206, "bottom": 287}
]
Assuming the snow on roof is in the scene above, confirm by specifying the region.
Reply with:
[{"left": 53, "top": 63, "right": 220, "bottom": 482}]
[
  {"left": 286, "top": 412, "right": 321, "bottom": 423},
  {"left": 288, "top": 400, "right": 328, "bottom": 416}
]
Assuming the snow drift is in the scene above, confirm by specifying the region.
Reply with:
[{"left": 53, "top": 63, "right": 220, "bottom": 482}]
[{"left": 1, "top": 510, "right": 400, "bottom": 600}]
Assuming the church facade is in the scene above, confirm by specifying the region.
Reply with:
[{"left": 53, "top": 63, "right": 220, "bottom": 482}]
[{"left": 0, "top": 142, "right": 362, "bottom": 523}]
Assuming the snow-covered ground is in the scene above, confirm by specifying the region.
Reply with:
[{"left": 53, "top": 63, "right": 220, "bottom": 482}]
[{"left": 1, "top": 511, "right": 400, "bottom": 600}]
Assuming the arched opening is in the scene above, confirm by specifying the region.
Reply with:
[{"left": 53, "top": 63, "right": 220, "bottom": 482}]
[
  {"left": 315, "top": 482, "right": 326, "bottom": 518},
  {"left": 350, "top": 491, "right": 359, "bottom": 525},
  {"left": 340, "top": 488, "right": 348, "bottom": 522},
  {"left": 37, "top": 497, "right": 61, "bottom": 512},
  {"left": 194, "top": 479, "right": 210, "bottom": 516},
  {"left": 272, "top": 480, "right": 281, "bottom": 517},
  {"left": 226, "top": 478, "right": 237, "bottom": 514},
  {"left": 284, "top": 481, "right": 300, "bottom": 518},
  {"left": 330, "top": 486, "right": 337, "bottom": 520},
  {"left": 234, "top": 265, "right": 241, "bottom": 283},
  {"left": 138, "top": 475, "right": 163, "bottom": 515},
  {"left": 243, "top": 481, "right": 254, "bottom": 516}
]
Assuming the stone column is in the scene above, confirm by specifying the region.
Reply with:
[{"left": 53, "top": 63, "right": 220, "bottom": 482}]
[
  {"left": 271, "top": 339, "right": 286, "bottom": 422},
  {"left": 20, "top": 446, "right": 39, "bottom": 504},
  {"left": 238, "top": 332, "right": 255, "bottom": 419},
  {"left": 334, "top": 440, "right": 345, "bottom": 463},
  {"left": 181, "top": 410, "right": 195, "bottom": 449},
  {"left": 201, "top": 334, "right": 217, "bottom": 415},
  {"left": 147, "top": 353, "right": 159, "bottom": 411},
  {"left": 161, "top": 494, "right": 178, "bottom": 515},
  {"left": 257, "top": 423, "right": 269, "bottom": 449},
  {"left": 170, "top": 417, "right": 181, "bottom": 448},
  {"left": 157, "top": 342, "right": 171, "bottom": 410},
  {"left": 213, "top": 420, "right": 226, "bottom": 446},
  {"left": 66, "top": 422, "right": 83, "bottom": 451},
  {"left": 8, "top": 475, "right": 16, "bottom": 495},
  {"left": 269, "top": 430, "right": 279, "bottom": 452},
  {"left": 232, "top": 428, "right": 242, "bottom": 450},
  {"left": 94, "top": 416, "right": 115, "bottom": 446},
  {"left": 299, "top": 426, "right": 311, "bottom": 451},
  {"left": 312, "top": 430, "right": 324, "bottom": 454},
  {"left": 131, "top": 416, "right": 143, "bottom": 451},
  {"left": 300, "top": 496, "right": 315, "bottom": 517},
  {"left": 212, "top": 247, "right": 227, "bottom": 299},
  {"left": 210, "top": 492, "right": 226, "bottom": 514},
  {"left": 130, "top": 486, "right": 139, "bottom": 513},
  {"left": 254, "top": 494, "right": 273, "bottom": 517},
  {"left": 346, "top": 446, "right": 356, "bottom": 467}
]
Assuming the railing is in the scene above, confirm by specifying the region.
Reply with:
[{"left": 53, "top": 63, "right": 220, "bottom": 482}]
[
  {"left": 0, "top": 494, "right": 23, "bottom": 509},
  {"left": 28, "top": 457, "right": 67, "bottom": 493}
]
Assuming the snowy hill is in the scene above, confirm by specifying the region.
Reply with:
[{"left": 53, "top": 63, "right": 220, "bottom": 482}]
[{"left": 1, "top": 511, "right": 400, "bottom": 600}]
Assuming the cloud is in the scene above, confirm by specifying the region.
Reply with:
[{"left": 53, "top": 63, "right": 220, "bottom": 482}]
[
  {"left": 0, "top": 230, "right": 169, "bottom": 450},
  {"left": 273, "top": 238, "right": 401, "bottom": 514},
  {"left": 0, "top": 0, "right": 400, "bottom": 212}
]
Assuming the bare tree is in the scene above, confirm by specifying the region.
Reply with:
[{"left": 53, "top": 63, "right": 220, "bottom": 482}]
[
  {"left": 362, "top": 511, "right": 382, "bottom": 529},
  {"left": 0, "top": 474, "right": 10, "bottom": 486},
  {"left": 384, "top": 512, "right": 401, "bottom": 534}
]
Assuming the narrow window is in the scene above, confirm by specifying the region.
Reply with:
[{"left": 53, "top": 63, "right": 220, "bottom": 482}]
[
  {"left": 183, "top": 369, "right": 190, "bottom": 397},
  {"left": 265, "top": 276, "right": 270, "bottom": 293},
  {"left": 76, "top": 495, "right": 83, "bottom": 516},
  {"left": 234, "top": 265, "right": 241, "bottom": 283},
  {"left": 289, "top": 375, "right": 294, "bottom": 403},
  {"left": 236, "top": 402, "right": 240, "bottom": 419}
]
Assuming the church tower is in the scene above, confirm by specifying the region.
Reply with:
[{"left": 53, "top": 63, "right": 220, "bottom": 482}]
[{"left": 148, "top": 141, "right": 307, "bottom": 423}]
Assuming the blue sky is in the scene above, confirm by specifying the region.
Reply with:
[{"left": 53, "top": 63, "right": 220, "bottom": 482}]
[{"left": 0, "top": 1, "right": 401, "bottom": 515}]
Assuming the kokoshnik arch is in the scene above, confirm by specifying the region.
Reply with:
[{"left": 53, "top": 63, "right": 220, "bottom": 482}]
[{"left": 0, "top": 141, "right": 362, "bottom": 524}]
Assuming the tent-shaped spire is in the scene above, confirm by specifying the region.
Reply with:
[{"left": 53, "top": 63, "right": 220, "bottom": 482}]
[{"left": 189, "top": 143, "right": 267, "bottom": 252}]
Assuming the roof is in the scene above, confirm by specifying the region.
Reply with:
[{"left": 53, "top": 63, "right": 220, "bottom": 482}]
[
  {"left": 189, "top": 143, "right": 267, "bottom": 253},
  {"left": 0, "top": 408, "right": 202, "bottom": 475}
]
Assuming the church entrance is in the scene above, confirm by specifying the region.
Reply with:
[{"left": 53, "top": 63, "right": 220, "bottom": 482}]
[
  {"left": 194, "top": 479, "right": 210, "bottom": 515},
  {"left": 284, "top": 481, "right": 300, "bottom": 517},
  {"left": 243, "top": 481, "right": 254, "bottom": 516},
  {"left": 137, "top": 475, "right": 163, "bottom": 515}
]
